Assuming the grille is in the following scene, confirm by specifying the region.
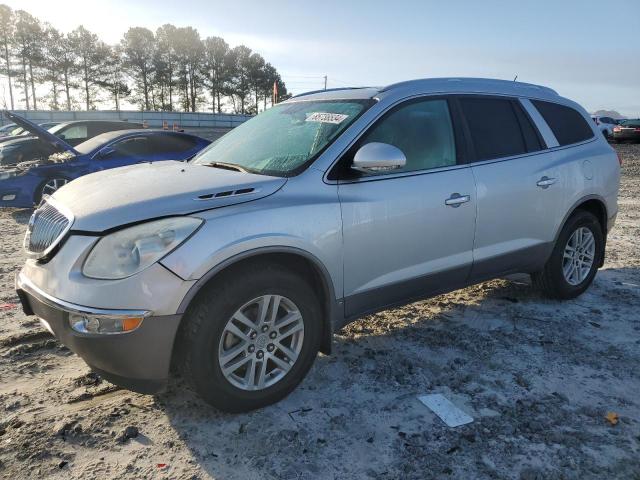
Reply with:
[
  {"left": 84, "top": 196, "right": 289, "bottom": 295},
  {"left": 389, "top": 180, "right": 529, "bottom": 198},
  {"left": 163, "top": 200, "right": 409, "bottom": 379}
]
[{"left": 24, "top": 200, "right": 73, "bottom": 258}]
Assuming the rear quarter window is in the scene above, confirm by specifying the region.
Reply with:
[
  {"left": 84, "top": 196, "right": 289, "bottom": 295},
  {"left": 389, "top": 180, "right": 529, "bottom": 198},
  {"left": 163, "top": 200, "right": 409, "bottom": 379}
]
[{"left": 531, "top": 100, "right": 594, "bottom": 146}]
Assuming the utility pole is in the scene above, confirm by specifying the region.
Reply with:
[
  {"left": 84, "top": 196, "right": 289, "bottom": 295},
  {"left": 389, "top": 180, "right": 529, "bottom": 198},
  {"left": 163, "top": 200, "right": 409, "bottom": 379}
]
[{"left": 323, "top": 75, "right": 327, "bottom": 90}]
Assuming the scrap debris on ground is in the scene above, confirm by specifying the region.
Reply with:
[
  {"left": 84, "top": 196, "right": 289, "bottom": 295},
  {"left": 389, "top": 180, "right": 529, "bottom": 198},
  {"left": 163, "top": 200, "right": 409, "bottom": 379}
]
[{"left": 0, "top": 144, "right": 639, "bottom": 479}]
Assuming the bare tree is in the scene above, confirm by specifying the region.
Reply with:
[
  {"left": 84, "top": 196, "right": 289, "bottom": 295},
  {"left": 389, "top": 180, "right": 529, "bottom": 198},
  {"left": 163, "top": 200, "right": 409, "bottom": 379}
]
[
  {"left": 0, "top": 4, "right": 289, "bottom": 113},
  {"left": 0, "top": 5, "right": 15, "bottom": 109},
  {"left": 173, "top": 27, "right": 203, "bottom": 112},
  {"left": 13, "top": 10, "right": 43, "bottom": 110},
  {"left": 68, "top": 26, "right": 108, "bottom": 110},
  {"left": 154, "top": 24, "right": 179, "bottom": 110},
  {"left": 121, "top": 27, "right": 155, "bottom": 110},
  {"left": 203, "top": 36, "right": 229, "bottom": 113},
  {"left": 97, "top": 45, "right": 130, "bottom": 110}
]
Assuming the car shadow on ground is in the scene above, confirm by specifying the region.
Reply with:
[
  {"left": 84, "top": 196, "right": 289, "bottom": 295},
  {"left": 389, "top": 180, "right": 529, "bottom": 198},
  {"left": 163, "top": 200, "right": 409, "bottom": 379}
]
[
  {"left": 155, "top": 267, "right": 640, "bottom": 479},
  {"left": 10, "top": 208, "right": 32, "bottom": 225}
]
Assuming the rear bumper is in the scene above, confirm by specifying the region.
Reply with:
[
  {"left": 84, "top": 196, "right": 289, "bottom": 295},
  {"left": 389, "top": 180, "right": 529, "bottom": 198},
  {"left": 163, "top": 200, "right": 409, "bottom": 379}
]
[{"left": 16, "top": 273, "right": 181, "bottom": 394}]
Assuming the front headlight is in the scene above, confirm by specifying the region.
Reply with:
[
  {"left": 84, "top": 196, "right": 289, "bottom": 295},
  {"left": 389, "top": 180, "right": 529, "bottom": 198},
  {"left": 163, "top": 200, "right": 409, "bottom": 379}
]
[
  {"left": 83, "top": 217, "right": 202, "bottom": 279},
  {"left": 0, "top": 169, "right": 19, "bottom": 180}
]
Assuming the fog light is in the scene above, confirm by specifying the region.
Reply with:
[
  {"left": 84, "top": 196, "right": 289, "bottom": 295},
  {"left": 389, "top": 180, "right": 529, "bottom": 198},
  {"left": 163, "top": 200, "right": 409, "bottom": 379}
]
[
  {"left": 69, "top": 313, "right": 143, "bottom": 334},
  {"left": 1, "top": 194, "right": 16, "bottom": 201}
]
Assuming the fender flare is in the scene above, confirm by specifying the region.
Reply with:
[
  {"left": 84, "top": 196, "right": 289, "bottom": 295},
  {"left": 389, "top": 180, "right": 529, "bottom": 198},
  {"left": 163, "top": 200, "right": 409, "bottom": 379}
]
[
  {"left": 553, "top": 194, "right": 608, "bottom": 245},
  {"left": 175, "top": 246, "right": 341, "bottom": 353}
]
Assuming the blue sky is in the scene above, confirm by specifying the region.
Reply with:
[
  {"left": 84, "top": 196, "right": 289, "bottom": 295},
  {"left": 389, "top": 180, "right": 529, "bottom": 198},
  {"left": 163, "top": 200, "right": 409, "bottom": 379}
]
[{"left": 5, "top": 0, "right": 640, "bottom": 115}]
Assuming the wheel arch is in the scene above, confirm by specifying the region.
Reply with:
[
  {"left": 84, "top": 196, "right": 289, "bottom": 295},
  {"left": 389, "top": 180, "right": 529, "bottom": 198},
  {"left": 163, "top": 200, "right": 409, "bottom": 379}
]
[
  {"left": 175, "top": 247, "right": 339, "bottom": 355},
  {"left": 556, "top": 195, "right": 608, "bottom": 267}
]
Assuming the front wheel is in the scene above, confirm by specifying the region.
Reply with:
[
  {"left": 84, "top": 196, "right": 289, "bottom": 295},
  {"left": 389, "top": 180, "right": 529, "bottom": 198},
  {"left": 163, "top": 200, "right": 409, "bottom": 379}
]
[
  {"left": 176, "top": 263, "right": 322, "bottom": 412},
  {"left": 532, "top": 210, "right": 604, "bottom": 299},
  {"left": 36, "top": 177, "right": 69, "bottom": 204}
]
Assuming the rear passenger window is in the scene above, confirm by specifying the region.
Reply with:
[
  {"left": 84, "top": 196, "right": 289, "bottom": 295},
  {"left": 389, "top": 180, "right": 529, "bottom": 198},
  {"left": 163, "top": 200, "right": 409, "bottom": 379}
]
[
  {"left": 60, "top": 124, "right": 88, "bottom": 140},
  {"left": 531, "top": 100, "right": 594, "bottom": 146},
  {"left": 459, "top": 97, "right": 528, "bottom": 161},
  {"left": 356, "top": 98, "right": 457, "bottom": 174},
  {"left": 151, "top": 135, "right": 198, "bottom": 153}
]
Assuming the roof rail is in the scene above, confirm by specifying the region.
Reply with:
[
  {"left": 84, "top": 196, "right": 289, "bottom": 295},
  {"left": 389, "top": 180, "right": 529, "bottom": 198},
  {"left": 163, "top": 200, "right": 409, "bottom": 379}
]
[
  {"left": 380, "top": 78, "right": 559, "bottom": 97},
  {"left": 292, "top": 87, "right": 369, "bottom": 99}
]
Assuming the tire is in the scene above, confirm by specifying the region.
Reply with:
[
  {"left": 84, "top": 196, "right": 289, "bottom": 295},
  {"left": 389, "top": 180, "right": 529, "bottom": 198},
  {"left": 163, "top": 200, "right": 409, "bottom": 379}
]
[
  {"left": 176, "top": 262, "right": 322, "bottom": 412},
  {"left": 35, "top": 177, "right": 69, "bottom": 204},
  {"left": 532, "top": 210, "right": 604, "bottom": 300}
]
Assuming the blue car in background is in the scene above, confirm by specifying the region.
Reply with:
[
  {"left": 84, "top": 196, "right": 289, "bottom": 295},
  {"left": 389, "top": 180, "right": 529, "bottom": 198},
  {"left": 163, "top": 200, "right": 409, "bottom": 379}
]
[{"left": 0, "top": 112, "right": 210, "bottom": 207}]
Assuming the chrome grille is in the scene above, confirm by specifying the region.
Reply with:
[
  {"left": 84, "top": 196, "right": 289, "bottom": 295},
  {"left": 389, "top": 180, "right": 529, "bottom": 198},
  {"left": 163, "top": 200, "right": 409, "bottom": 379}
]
[{"left": 24, "top": 199, "right": 73, "bottom": 258}]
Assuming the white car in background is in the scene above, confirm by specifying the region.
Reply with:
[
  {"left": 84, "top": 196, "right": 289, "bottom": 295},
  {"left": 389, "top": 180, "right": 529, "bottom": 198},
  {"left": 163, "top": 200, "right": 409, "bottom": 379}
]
[{"left": 591, "top": 116, "right": 619, "bottom": 140}]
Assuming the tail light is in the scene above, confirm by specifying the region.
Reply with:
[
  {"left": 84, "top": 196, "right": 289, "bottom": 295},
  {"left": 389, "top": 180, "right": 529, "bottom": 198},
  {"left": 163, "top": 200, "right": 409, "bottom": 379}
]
[
  {"left": 613, "top": 126, "right": 621, "bottom": 132},
  {"left": 635, "top": 128, "right": 640, "bottom": 133}
]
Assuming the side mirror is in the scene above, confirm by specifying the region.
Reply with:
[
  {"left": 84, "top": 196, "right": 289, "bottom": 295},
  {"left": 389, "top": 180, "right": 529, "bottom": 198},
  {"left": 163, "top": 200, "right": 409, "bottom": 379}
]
[
  {"left": 352, "top": 142, "right": 406, "bottom": 174},
  {"left": 96, "top": 147, "right": 115, "bottom": 159}
]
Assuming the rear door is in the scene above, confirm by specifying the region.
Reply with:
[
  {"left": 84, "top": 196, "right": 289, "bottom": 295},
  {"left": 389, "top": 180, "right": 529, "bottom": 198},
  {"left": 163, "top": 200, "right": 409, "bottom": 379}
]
[
  {"left": 457, "top": 95, "right": 564, "bottom": 280},
  {"left": 336, "top": 97, "right": 477, "bottom": 318}
]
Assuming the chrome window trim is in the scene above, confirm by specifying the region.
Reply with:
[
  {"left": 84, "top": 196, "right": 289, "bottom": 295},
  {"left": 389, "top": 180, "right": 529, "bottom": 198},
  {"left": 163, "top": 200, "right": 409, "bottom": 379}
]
[
  {"left": 17, "top": 273, "right": 151, "bottom": 318},
  {"left": 321, "top": 92, "right": 600, "bottom": 184},
  {"left": 24, "top": 196, "right": 75, "bottom": 259}
]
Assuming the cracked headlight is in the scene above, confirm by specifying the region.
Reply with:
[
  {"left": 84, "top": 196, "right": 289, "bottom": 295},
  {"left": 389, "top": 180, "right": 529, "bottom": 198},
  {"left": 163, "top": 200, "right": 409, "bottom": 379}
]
[{"left": 83, "top": 217, "right": 202, "bottom": 279}]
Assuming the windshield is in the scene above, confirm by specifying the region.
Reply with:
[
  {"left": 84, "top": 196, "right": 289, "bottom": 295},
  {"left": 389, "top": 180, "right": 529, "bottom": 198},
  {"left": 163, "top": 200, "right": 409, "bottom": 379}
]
[
  {"left": 192, "top": 99, "right": 373, "bottom": 176},
  {"left": 620, "top": 120, "right": 640, "bottom": 128}
]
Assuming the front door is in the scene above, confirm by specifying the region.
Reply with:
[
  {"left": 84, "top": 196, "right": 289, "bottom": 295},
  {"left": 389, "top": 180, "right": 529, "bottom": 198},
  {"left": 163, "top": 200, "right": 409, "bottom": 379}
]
[{"left": 336, "top": 97, "right": 477, "bottom": 318}]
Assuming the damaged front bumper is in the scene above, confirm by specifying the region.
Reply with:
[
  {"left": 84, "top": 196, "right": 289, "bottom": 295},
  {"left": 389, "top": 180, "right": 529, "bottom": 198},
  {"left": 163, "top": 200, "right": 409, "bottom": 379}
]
[{"left": 16, "top": 273, "right": 182, "bottom": 394}]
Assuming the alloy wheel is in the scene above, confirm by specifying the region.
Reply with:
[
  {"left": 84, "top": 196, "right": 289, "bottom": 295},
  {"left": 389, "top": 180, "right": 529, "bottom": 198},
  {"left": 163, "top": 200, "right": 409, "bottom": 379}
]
[
  {"left": 562, "top": 227, "right": 596, "bottom": 286},
  {"left": 42, "top": 178, "right": 68, "bottom": 196},
  {"left": 218, "top": 295, "right": 305, "bottom": 391}
]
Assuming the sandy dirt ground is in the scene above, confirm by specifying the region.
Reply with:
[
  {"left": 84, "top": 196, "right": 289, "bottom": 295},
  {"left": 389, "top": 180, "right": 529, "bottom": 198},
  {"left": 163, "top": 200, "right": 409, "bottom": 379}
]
[{"left": 0, "top": 144, "right": 639, "bottom": 480}]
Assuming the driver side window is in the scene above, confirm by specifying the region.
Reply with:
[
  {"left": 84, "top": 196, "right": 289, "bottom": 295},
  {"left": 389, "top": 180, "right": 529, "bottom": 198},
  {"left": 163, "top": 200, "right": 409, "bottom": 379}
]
[{"left": 358, "top": 99, "right": 457, "bottom": 175}]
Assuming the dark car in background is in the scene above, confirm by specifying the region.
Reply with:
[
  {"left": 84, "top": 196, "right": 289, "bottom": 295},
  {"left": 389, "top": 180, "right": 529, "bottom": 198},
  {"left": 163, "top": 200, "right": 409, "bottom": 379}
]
[
  {"left": 46, "top": 120, "right": 144, "bottom": 146},
  {"left": 0, "top": 115, "right": 210, "bottom": 207},
  {"left": 613, "top": 119, "right": 640, "bottom": 143},
  {"left": 0, "top": 114, "right": 143, "bottom": 166},
  {"left": 0, "top": 121, "right": 60, "bottom": 141}
]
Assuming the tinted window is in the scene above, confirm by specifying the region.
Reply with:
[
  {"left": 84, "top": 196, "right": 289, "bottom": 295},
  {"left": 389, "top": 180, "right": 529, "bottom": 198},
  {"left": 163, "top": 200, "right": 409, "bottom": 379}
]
[
  {"left": 149, "top": 134, "right": 198, "bottom": 154},
  {"left": 459, "top": 97, "right": 527, "bottom": 161},
  {"left": 531, "top": 100, "right": 594, "bottom": 146},
  {"left": 111, "top": 137, "right": 149, "bottom": 156},
  {"left": 356, "top": 98, "right": 456, "bottom": 174},
  {"left": 512, "top": 101, "right": 544, "bottom": 152}
]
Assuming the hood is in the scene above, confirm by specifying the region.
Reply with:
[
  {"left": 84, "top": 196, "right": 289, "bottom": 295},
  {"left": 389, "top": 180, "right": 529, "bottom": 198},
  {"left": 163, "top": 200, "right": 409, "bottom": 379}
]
[
  {"left": 3, "top": 111, "right": 77, "bottom": 154},
  {"left": 52, "top": 161, "right": 287, "bottom": 232}
]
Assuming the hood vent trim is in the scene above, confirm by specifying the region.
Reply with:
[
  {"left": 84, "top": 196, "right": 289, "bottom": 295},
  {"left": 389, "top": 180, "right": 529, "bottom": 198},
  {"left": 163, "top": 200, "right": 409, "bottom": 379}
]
[{"left": 197, "top": 187, "right": 256, "bottom": 201}]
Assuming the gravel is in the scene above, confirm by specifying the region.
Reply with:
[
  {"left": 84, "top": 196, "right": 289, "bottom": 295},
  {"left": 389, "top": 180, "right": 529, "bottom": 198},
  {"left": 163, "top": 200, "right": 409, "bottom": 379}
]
[{"left": 0, "top": 144, "right": 639, "bottom": 479}]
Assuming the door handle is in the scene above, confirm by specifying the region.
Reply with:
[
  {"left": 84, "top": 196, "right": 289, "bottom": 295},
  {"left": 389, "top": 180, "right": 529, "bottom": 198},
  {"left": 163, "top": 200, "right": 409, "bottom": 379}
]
[
  {"left": 445, "top": 193, "right": 470, "bottom": 207},
  {"left": 536, "top": 176, "right": 557, "bottom": 188}
]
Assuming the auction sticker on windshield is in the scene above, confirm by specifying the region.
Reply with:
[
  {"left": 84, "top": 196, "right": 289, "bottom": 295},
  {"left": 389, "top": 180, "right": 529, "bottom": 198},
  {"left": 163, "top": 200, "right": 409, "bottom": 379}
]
[{"left": 306, "top": 112, "right": 349, "bottom": 124}]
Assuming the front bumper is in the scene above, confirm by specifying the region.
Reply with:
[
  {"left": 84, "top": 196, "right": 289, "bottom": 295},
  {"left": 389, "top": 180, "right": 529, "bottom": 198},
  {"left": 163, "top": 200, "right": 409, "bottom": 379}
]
[{"left": 16, "top": 273, "right": 182, "bottom": 394}]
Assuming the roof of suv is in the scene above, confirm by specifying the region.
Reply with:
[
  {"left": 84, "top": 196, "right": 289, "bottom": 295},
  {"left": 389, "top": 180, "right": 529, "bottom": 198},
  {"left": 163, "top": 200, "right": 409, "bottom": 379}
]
[{"left": 289, "top": 77, "right": 560, "bottom": 102}]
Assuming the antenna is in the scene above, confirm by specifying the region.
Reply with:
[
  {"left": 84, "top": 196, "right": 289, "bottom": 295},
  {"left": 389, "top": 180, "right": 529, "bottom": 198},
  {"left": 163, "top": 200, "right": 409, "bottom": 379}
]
[{"left": 513, "top": 75, "right": 518, "bottom": 82}]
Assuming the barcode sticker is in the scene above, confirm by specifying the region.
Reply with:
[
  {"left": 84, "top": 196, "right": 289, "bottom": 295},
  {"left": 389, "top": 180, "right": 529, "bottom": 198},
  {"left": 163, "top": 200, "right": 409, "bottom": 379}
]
[{"left": 306, "top": 112, "right": 349, "bottom": 124}]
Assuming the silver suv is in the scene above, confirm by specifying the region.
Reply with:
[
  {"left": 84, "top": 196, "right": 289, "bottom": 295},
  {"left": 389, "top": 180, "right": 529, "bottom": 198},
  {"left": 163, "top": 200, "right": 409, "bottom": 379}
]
[{"left": 16, "top": 78, "right": 620, "bottom": 412}]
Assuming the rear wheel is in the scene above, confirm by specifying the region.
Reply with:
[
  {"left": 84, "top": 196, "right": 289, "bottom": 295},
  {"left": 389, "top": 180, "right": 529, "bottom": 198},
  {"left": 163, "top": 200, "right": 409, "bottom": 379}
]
[
  {"left": 176, "top": 263, "right": 322, "bottom": 412},
  {"left": 532, "top": 210, "right": 604, "bottom": 299}
]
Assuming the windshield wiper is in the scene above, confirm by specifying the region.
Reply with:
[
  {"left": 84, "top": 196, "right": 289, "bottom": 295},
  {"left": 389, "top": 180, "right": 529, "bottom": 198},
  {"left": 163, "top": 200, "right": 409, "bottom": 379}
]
[{"left": 205, "top": 161, "right": 248, "bottom": 173}]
